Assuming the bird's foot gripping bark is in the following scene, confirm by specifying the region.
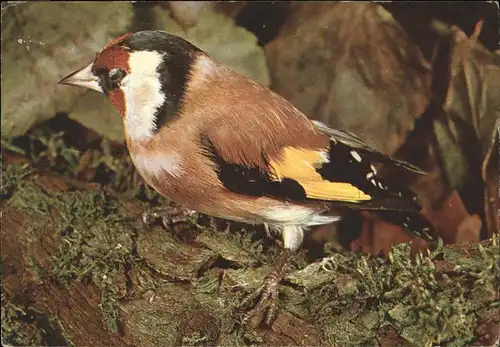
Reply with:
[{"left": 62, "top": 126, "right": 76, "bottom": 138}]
[
  {"left": 239, "top": 249, "right": 294, "bottom": 327},
  {"left": 142, "top": 205, "right": 198, "bottom": 229}
]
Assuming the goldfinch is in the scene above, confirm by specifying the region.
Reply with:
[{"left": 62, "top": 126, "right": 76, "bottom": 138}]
[{"left": 59, "top": 30, "right": 436, "bottom": 325}]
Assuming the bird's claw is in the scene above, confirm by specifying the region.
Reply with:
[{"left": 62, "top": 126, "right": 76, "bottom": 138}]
[
  {"left": 239, "top": 271, "right": 281, "bottom": 327},
  {"left": 237, "top": 249, "right": 294, "bottom": 327},
  {"left": 142, "top": 205, "right": 198, "bottom": 229}
]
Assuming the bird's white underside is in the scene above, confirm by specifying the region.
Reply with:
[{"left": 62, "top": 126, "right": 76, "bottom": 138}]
[
  {"left": 122, "top": 51, "right": 166, "bottom": 141},
  {"left": 262, "top": 205, "right": 339, "bottom": 226},
  {"left": 263, "top": 206, "right": 341, "bottom": 251}
]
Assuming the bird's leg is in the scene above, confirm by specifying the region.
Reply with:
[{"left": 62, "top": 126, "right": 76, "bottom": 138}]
[
  {"left": 239, "top": 248, "right": 295, "bottom": 326},
  {"left": 142, "top": 205, "right": 198, "bottom": 229}
]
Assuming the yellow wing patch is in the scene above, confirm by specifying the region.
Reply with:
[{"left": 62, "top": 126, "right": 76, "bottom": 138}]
[{"left": 269, "top": 147, "right": 371, "bottom": 202}]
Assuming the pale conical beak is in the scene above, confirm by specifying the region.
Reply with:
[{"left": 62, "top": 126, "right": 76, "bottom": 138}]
[{"left": 58, "top": 62, "right": 103, "bottom": 93}]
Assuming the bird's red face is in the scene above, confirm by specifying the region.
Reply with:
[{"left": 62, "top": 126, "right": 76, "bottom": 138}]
[
  {"left": 60, "top": 31, "right": 198, "bottom": 141},
  {"left": 60, "top": 33, "right": 133, "bottom": 117}
]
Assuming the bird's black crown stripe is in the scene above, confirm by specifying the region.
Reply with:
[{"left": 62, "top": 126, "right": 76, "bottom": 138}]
[{"left": 121, "top": 31, "right": 201, "bottom": 130}]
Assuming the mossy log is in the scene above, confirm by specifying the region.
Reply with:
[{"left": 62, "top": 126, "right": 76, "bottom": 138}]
[{"left": 1, "top": 156, "right": 499, "bottom": 347}]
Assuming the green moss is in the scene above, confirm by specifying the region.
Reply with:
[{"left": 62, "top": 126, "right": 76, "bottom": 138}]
[
  {"left": 3, "top": 128, "right": 164, "bottom": 203},
  {"left": 300, "top": 236, "right": 500, "bottom": 347},
  {"left": 29, "top": 255, "right": 45, "bottom": 284},
  {"left": 1, "top": 300, "right": 43, "bottom": 346},
  {"left": 4, "top": 163, "right": 135, "bottom": 333},
  {"left": 196, "top": 224, "right": 270, "bottom": 268},
  {"left": 3, "top": 163, "right": 133, "bottom": 286},
  {"left": 1, "top": 138, "right": 27, "bottom": 156},
  {"left": 99, "top": 290, "right": 121, "bottom": 334},
  {"left": 1, "top": 294, "right": 72, "bottom": 347},
  {"left": 323, "top": 319, "right": 375, "bottom": 347},
  {"left": 4, "top": 126, "right": 498, "bottom": 343},
  {"left": 7, "top": 180, "right": 56, "bottom": 219},
  {"left": 0, "top": 162, "right": 34, "bottom": 200},
  {"left": 180, "top": 330, "right": 211, "bottom": 346},
  {"left": 48, "top": 189, "right": 134, "bottom": 333},
  {"left": 50, "top": 190, "right": 132, "bottom": 282},
  {"left": 440, "top": 240, "right": 500, "bottom": 297},
  {"left": 194, "top": 270, "right": 221, "bottom": 295},
  {"left": 27, "top": 130, "right": 81, "bottom": 174}
]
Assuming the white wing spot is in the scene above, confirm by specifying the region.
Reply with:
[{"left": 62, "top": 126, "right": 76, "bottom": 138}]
[
  {"left": 370, "top": 179, "right": 377, "bottom": 186},
  {"left": 318, "top": 151, "right": 330, "bottom": 163},
  {"left": 366, "top": 172, "right": 375, "bottom": 179},
  {"left": 370, "top": 164, "right": 377, "bottom": 174},
  {"left": 350, "top": 150, "right": 362, "bottom": 162}
]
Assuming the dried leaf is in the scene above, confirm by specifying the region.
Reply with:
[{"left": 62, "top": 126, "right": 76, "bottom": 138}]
[
  {"left": 456, "top": 214, "right": 482, "bottom": 245},
  {"left": 431, "top": 20, "right": 500, "bottom": 236},
  {"left": 350, "top": 212, "right": 429, "bottom": 256},
  {"left": 265, "top": 3, "right": 431, "bottom": 155},
  {"left": 424, "top": 191, "right": 476, "bottom": 244},
  {"left": 437, "top": 20, "right": 500, "bottom": 187},
  {"left": 213, "top": 1, "right": 248, "bottom": 20},
  {"left": 382, "top": 19, "right": 499, "bottom": 241},
  {"left": 482, "top": 121, "right": 499, "bottom": 235},
  {"left": 445, "top": 20, "right": 500, "bottom": 157}
]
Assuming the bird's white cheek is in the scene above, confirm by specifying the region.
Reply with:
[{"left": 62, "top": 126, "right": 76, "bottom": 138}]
[
  {"left": 127, "top": 80, "right": 158, "bottom": 107},
  {"left": 122, "top": 76, "right": 165, "bottom": 141},
  {"left": 132, "top": 153, "right": 183, "bottom": 179}
]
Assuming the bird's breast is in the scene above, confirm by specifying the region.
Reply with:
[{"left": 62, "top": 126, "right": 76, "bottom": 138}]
[{"left": 131, "top": 151, "right": 184, "bottom": 180}]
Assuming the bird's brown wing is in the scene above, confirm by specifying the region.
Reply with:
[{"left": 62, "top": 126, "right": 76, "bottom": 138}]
[
  {"left": 199, "top": 129, "right": 421, "bottom": 212},
  {"left": 192, "top": 62, "right": 423, "bottom": 211}
]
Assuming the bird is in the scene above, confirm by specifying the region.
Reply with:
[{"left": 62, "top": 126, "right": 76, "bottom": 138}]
[{"left": 59, "top": 30, "right": 437, "bottom": 326}]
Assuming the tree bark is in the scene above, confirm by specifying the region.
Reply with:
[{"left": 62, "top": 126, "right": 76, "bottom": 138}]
[
  {"left": 1, "top": 155, "right": 321, "bottom": 346},
  {"left": 1, "top": 154, "right": 498, "bottom": 347}
]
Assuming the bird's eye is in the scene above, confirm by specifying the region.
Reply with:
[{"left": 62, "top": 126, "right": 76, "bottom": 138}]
[{"left": 108, "top": 68, "right": 126, "bottom": 86}]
